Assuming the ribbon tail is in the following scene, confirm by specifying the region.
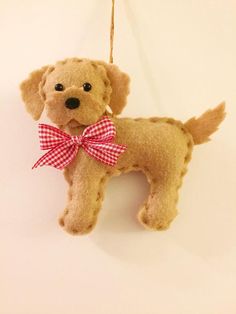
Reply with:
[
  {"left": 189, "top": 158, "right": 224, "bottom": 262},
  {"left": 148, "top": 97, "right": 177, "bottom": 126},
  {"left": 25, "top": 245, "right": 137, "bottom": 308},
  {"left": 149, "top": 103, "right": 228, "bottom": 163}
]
[
  {"left": 83, "top": 143, "right": 127, "bottom": 166},
  {"left": 32, "top": 143, "right": 79, "bottom": 170}
]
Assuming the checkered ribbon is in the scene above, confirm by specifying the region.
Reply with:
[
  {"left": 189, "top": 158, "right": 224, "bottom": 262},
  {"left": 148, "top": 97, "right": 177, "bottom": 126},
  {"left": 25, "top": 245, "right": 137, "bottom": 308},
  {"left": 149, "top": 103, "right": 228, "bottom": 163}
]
[{"left": 32, "top": 116, "right": 127, "bottom": 170}]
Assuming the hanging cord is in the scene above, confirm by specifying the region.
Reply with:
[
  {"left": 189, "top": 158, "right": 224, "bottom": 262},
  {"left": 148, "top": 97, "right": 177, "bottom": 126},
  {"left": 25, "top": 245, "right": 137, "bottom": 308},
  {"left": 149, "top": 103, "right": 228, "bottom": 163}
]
[
  {"left": 123, "top": 0, "right": 162, "bottom": 114},
  {"left": 109, "top": 0, "right": 115, "bottom": 63}
]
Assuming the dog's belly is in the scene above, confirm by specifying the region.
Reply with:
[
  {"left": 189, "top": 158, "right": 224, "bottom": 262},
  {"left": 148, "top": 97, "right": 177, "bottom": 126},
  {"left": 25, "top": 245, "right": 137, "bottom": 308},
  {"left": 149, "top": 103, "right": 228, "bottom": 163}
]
[{"left": 112, "top": 117, "right": 193, "bottom": 178}]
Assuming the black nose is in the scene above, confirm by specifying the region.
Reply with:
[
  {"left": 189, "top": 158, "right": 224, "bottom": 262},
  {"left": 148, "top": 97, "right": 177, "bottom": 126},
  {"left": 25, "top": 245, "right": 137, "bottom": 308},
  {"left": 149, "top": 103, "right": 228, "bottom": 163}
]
[{"left": 65, "top": 97, "right": 80, "bottom": 110}]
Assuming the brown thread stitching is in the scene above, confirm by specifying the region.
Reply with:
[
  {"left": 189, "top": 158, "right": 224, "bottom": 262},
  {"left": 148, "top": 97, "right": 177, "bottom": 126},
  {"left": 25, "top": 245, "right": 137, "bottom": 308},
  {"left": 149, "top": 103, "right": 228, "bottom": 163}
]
[
  {"left": 39, "top": 66, "right": 55, "bottom": 100},
  {"left": 101, "top": 117, "right": 193, "bottom": 229},
  {"left": 91, "top": 62, "right": 98, "bottom": 68},
  {"left": 63, "top": 116, "right": 193, "bottom": 232},
  {"left": 138, "top": 117, "right": 193, "bottom": 229},
  {"left": 117, "top": 167, "right": 126, "bottom": 171},
  {"left": 85, "top": 170, "right": 113, "bottom": 231}
]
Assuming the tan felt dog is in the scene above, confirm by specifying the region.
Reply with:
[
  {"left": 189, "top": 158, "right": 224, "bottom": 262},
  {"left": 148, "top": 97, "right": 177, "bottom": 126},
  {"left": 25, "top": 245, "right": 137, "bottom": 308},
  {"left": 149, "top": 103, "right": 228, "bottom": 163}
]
[{"left": 20, "top": 58, "right": 225, "bottom": 235}]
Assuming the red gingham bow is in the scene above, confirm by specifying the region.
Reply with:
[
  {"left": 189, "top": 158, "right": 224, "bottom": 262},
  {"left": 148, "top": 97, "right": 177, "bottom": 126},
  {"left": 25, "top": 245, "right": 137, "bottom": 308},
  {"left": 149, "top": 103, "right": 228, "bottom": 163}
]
[{"left": 32, "top": 116, "right": 127, "bottom": 170}]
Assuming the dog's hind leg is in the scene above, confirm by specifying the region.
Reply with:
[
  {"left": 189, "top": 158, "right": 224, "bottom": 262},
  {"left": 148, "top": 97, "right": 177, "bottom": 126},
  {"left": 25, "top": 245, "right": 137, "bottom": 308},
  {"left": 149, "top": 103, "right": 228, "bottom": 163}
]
[
  {"left": 137, "top": 120, "right": 193, "bottom": 231},
  {"left": 137, "top": 148, "right": 191, "bottom": 231},
  {"left": 137, "top": 176, "right": 179, "bottom": 231}
]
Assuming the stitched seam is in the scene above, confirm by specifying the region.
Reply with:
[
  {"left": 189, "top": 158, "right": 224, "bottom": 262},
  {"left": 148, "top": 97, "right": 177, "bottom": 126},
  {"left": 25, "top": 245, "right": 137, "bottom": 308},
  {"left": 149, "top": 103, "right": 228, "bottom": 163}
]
[
  {"left": 62, "top": 117, "right": 194, "bottom": 232},
  {"left": 143, "top": 118, "right": 193, "bottom": 228},
  {"left": 129, "top": 117, "right": 194, "bottom": 229},
  {"left": 84, "top": 170, "right": 112, "bottom": 232},
  {"left": 91, "top": 118, "right": 194, "bottom": 231}
]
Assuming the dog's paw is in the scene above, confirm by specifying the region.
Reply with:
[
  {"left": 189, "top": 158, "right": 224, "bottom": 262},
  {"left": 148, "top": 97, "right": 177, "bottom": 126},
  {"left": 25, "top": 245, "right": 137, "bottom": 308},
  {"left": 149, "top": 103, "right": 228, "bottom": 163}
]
[
  {"left": 59, "top": 209, "right": 96, "bottom": 235},
  {"left": 138, "top": 208, "right": 177, "bottom": 231}
]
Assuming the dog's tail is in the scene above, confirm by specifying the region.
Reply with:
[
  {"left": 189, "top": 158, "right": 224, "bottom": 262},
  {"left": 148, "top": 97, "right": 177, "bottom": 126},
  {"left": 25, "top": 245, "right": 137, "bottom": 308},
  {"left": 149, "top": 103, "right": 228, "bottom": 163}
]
[{"left": 184, "top": 102, "right": 226, "bottom": 145}]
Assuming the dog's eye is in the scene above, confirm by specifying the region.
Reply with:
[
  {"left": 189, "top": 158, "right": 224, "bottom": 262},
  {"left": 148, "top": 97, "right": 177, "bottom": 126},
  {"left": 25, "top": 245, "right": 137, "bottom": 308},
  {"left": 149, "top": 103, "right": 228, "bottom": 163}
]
[
  {"left": 83, "top": 82, "right": 92, "bottom": 92},
  {"left": 55, "top": 83, "right": 64, "bottom": 91}
]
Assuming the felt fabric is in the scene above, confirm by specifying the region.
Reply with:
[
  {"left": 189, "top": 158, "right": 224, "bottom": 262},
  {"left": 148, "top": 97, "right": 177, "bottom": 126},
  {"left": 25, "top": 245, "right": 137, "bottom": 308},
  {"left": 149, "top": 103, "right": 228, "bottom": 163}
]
[{"left": 20, "top": 58, "right": 226, "bottom": 235}]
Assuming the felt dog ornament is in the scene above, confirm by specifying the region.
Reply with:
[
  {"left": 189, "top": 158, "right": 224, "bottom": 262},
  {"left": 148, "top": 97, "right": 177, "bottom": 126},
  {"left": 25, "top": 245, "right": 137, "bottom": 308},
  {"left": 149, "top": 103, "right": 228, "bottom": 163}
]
[{"left": 20, "top": 58, "right": 225, "bottom": 235}]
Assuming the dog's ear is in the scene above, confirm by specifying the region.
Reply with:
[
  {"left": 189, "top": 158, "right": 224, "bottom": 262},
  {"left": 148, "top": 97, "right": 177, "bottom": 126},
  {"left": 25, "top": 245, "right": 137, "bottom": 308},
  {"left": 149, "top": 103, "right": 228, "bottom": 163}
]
[
  {"left": 20, "top": 66, "right": 48, "bottom": 120},
  {"left": 100, "top": 63, "right": 130, "bottom": 115}
]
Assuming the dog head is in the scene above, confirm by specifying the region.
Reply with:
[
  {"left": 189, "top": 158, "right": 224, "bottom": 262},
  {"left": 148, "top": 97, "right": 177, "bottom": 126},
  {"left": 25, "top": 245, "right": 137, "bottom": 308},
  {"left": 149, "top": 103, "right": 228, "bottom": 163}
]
[{"left": 20, "top": 58, "right": 130, "bottom": 126}]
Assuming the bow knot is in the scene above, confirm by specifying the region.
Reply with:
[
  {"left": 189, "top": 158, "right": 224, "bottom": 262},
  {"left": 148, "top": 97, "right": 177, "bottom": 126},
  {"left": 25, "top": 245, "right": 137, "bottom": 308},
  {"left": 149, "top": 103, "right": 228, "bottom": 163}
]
[
  {"left": 33, "top": 116, "right": 127, "bottom": 170},
  {"left": 71, "top": 135, "right": 83, "bottom": 146}
]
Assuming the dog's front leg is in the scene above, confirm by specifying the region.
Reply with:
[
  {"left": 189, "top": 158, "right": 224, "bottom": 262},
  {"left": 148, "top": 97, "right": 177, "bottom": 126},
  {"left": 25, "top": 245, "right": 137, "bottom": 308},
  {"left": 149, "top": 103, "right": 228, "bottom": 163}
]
[{"left": 59, "top": 154, "right": 112, "bottom": 235}]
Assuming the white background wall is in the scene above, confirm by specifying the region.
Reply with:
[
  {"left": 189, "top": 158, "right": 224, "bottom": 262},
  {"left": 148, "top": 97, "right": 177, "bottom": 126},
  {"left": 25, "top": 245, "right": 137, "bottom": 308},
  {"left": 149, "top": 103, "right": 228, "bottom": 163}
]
[{"left": 0, "top": 1, "right": 236, "bottom": 313}]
